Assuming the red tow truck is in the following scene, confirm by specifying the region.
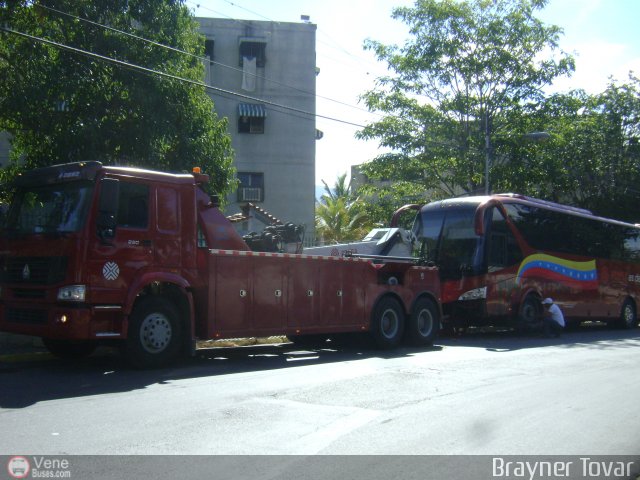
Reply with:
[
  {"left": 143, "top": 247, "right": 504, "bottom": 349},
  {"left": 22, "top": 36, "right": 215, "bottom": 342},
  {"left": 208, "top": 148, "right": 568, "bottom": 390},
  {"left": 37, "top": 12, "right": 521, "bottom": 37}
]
[{"left": 0, "top": 162, "right": 441, "bottom": 367}]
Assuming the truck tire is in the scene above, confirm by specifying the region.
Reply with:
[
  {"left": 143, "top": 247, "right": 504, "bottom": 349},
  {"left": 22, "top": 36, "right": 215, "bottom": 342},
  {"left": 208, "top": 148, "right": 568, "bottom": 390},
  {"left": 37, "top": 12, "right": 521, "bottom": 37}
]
[
  {"left": 370, "top": 296, "right": 405, "bottom": 349},
  {"left": 125, "top": 296, "right": 182, "bottom": 369},
  {"left": 42, "top": 338, "right": 97, "bottom": 360},
  {"left": 617, "top": 299, "right": 637, "bottom": 329},
  {"left": 406, "top": 297, "right": 439, "bottom": 346}
]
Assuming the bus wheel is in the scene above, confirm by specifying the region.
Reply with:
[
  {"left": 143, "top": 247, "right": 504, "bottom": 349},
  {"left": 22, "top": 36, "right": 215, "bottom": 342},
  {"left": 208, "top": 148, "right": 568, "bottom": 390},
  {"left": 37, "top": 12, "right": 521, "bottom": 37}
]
[
  {"left": 370, "top": 296, "right": 405, "bottom": 349},
  {"left": 125, "top": 296, "right": 182, "bottom": 369},
  {"left": 406, "top": 297, "right": 439, "bottom": 346},
  {"left": 618, "top": 299, "right": 637, "bottom": 329},
  {"left": 517, "top": 295, "right": 542, "bottom": 332},
  {"left": 42, "top": 338, "right": 97, "bottom": 360}
]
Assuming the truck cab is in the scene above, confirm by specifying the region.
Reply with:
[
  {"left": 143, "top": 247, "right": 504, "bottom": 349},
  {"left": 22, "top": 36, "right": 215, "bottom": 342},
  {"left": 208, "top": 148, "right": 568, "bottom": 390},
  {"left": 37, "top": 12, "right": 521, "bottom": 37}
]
[{"left": 0, "top": 162, "right": 244, "bottom": 365}]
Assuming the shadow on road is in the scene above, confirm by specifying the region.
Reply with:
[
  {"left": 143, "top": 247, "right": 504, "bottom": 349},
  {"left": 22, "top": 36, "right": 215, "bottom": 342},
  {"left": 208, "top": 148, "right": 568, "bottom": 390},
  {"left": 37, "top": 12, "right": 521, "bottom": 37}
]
[
  {"left": 1, "top": 324, "right": 639, "bottom": 409},
  {"left": 436, "top": 322, "right": 640, "bottom": 352},
  {"left": 0, "top": 339, "right": 442, "bottom": 409}
]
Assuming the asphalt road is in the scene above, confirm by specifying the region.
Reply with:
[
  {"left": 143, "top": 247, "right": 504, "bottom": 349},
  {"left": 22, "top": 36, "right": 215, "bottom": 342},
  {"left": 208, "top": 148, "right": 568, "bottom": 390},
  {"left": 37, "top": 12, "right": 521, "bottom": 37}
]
[{"left": 1, "top": 325, "right": 639, "bottom": 465}]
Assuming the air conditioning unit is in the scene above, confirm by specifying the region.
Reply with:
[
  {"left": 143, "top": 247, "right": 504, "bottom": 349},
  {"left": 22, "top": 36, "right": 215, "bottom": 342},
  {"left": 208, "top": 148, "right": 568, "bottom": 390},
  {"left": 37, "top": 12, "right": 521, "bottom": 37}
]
[{"left": 238, "top": 187, "right": 263, "bottom": 202}]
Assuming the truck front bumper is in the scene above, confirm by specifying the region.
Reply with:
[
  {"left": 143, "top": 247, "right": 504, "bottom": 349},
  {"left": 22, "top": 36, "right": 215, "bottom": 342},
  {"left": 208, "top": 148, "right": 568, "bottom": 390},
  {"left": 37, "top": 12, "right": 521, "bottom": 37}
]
[{"left": 0, "top": 303, "right": 125, "bottom": 340}]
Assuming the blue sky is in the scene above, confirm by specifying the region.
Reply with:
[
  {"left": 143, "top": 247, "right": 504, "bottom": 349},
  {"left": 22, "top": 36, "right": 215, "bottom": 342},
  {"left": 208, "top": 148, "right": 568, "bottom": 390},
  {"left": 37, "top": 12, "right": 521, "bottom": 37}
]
[{"left": 190, "top": 0, "right": 640, "bottom": 186}]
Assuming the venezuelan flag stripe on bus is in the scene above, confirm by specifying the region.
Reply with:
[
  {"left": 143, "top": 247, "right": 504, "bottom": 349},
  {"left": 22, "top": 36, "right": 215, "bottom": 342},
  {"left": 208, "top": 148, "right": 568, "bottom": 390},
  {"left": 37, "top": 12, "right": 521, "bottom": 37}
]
[{"left": 516, "top": 253, "right": 598, "bottom": 289}]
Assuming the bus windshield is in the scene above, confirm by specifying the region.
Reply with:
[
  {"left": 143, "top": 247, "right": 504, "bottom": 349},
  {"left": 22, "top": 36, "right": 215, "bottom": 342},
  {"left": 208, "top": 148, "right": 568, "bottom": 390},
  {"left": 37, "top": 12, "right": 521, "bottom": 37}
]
[
  {"left": 5, "top": 181, "right": 94, "bottom": 236},
  {"left": 413, "top": 205, "right": 483, "bottom": 280}
]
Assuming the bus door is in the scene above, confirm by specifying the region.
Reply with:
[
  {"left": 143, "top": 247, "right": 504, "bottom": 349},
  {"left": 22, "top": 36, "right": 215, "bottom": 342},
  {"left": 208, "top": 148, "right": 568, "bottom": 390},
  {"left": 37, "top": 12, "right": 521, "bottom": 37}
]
[{"left": 485, "top": 207, "right": 523, "bottom": 317}]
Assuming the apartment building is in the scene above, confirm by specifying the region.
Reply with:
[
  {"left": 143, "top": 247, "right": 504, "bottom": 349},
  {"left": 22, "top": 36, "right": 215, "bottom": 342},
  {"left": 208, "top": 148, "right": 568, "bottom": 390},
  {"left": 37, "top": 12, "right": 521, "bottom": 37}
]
[{"left": 197, "top": 17, "right": 318, "bottom": 238}]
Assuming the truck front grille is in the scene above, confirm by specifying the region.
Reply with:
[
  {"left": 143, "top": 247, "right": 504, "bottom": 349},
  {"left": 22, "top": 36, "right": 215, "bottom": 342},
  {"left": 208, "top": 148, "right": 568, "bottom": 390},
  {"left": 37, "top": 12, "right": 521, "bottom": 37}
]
[
  {"left": 11, "top": 288, "right": 46, "bottom": 299},
  {"left": 1, "top": 256, "right": 68, "bottom": 285},
  {"left": 6, "top": 308, "right": 48, "bottom": 325}
]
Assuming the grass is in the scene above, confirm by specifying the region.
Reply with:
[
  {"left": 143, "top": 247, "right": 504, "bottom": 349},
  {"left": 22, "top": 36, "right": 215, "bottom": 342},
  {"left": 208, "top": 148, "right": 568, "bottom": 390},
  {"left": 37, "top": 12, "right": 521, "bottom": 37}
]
[{"left": 196, "top": 336, "right": 289, "bottom": 349}]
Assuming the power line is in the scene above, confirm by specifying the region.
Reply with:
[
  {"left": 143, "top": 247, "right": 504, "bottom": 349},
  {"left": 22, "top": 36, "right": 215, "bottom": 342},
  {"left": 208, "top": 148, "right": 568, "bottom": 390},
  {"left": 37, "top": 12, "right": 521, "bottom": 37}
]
[
  {"left": 0, "top": 26, "right": 368, "bottom": 128},
  {"left": 193, "top": 0, "right": 385, "bottom": 76},
  {"left": 1, "top": 11, "right": 472, "bottom": 152},
  {"left": 218, "top": 0, "right": 275, "bottom": 23},
  {"left": 37, "top": 3, "right": 381, "bottom": 122}
]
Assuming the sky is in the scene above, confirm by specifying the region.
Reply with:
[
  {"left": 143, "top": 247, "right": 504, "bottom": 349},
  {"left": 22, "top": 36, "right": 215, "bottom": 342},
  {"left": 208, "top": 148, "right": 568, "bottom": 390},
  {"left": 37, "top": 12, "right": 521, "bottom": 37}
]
[{"left": 190, "top": 0, "right": 640, "bottom": 187}]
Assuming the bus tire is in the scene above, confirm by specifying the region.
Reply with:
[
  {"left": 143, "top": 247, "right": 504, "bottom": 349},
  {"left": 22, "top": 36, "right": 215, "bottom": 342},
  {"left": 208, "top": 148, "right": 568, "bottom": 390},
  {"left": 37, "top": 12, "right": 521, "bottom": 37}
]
[
  {"left": 618, "top": 299, "right": 637, "bottom": 329},
  {"left": 125, "top": 296, "right": 182, "bottom": 369},
  {"left": 517, "top": 295, "right": 542, "bottom": 332},
  {"left": 42, "top": 338, "right": 97, "bottom": 360},
  {"left": 406, "top": 297, "right": 439, "bottom": 346},
  {"left": 370, "top": 296, "right": 405, "bottom": 349}
]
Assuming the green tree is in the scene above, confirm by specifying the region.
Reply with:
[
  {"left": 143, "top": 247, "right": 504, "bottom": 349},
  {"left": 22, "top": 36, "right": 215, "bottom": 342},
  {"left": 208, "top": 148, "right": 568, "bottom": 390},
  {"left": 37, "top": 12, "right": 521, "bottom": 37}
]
[
  {"left": 491, "top": 75, "right": 640, "bottom": 222},
  {"left": 315, "top": 173, "right": 372, "bottom": 243},
  {"left": 0, "top": 0, "right": 234, "bottom": 199},
  {"left": 357, "top": 0, "right": 574, "bottom": 209}
]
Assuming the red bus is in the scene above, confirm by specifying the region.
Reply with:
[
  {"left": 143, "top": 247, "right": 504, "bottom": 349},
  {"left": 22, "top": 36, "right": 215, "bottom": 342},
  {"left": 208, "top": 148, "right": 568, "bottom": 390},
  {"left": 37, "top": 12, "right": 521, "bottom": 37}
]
[{"left": 411, "top": 194, "right": 640, "bottom": 331}]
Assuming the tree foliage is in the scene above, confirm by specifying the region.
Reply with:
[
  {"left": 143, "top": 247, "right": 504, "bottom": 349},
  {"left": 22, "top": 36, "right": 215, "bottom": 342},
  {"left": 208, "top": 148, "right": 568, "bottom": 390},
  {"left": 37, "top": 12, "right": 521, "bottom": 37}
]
[
  {"left": 491, "top": 75, "right": 640, "bottom": 222},
  {"left": 0, "top": 0, "right": 234, "bottom": 199},
  {"left": 315, "top": 173, "right": 372, "bottom": 244},
  {"left": 357, "top": 0, "right": 574, "bottom": 213}
]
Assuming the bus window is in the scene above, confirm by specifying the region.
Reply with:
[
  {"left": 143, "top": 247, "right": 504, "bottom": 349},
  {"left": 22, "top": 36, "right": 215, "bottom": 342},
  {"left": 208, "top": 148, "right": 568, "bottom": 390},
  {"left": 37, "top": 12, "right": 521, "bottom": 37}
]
[
  {"left": 623, "top": 227, "right": 640, "bottom": 263},
  {"left": 411, "top": 211, "right": 444, "bottom": 263},
  {"left": 488, "top": 207, "right": 522, "bottom": 272},
  {"left": 414, "top": 206, "right": 481, "bottom": 280}
]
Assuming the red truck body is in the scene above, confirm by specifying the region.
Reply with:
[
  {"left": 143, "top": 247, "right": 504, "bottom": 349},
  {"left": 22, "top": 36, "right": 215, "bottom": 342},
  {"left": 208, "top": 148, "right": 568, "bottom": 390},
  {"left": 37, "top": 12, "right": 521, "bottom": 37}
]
[{"left": 0, "top": 162, "right": 441, "bottom": 367}]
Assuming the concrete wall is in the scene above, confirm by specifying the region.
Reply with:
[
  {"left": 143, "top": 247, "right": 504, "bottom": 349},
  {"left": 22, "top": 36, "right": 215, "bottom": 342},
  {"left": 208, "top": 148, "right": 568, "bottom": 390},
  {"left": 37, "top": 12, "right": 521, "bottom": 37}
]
[{"left": 197, "top": 18, "right": 317, "bottom": 237}]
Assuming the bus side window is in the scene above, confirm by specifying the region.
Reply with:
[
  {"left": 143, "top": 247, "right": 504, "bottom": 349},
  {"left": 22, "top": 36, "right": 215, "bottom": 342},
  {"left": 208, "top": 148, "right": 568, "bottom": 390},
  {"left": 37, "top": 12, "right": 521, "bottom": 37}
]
[{"left": 488, "top": 208, "right": 522, "bottom": 271}]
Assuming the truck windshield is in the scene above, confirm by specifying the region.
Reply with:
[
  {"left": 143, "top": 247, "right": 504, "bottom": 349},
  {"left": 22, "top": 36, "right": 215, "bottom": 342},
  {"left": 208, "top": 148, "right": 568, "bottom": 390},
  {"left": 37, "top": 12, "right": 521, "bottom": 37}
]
[
  {"left": 5, "top": 181, "right": 94, "bottom": 235},
  {"left": 412, "top": 205, "right": 483, "bottom": 280}
]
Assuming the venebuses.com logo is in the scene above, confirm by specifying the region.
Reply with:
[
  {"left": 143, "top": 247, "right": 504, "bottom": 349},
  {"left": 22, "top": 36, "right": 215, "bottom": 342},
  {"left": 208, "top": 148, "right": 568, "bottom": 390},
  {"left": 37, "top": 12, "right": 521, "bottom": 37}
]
[
  {"left": 6, "top": 456, "right": 72, "bottom": 478},
  {"left": 7, "top": 456, "right": 30, "bottom": 479}
]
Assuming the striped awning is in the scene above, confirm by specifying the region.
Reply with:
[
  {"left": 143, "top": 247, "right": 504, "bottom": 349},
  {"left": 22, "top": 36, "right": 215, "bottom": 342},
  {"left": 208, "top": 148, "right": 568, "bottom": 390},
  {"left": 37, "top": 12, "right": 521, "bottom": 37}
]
[{"left": 238, "top": 103, "right": 267, "bottom": 118}]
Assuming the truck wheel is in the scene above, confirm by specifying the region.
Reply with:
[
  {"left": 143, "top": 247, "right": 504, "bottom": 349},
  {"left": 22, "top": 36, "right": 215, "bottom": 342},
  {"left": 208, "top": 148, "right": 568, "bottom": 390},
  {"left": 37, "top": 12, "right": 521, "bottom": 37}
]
[
  {"left": 370, "top": 296, "right": 405, "bottom": 349},
  {"left": 618, "top": 299, "right": 637, "bottom": 329},
  {"left": 125, "top": 296, "right": 182, "bottom": 369},
  {"left": 42, "top": 338, "right": 97, "bottom": 359},
  {"left": 406, "top": 297, "right": 439, "bottom": 346},
  {"left": 517, "top": 295, "right": 541, "bottom": 332}
]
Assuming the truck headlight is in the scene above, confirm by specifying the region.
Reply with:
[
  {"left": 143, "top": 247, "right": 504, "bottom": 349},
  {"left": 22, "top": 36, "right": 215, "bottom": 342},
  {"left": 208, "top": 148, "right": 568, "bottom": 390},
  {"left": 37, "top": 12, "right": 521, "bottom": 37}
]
[
  {"left": 57, "top": 285, "right": 86, "bottom": 302},
  {"left": 458, "top": 286, "right": 487, "bottom": 301}
]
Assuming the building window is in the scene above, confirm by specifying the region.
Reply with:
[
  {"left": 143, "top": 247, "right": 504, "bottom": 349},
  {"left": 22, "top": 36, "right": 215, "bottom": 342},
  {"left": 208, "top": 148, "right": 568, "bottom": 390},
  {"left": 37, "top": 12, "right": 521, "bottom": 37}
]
[
  {"left": 237, "top": 172, "right": 264, "bottom": 202},
  {"left": 238, "top": 103, "right": 266, "bottom": 134},
  {"left": 238, "top": 116, "right": 264, "bottom": 134},
  {"left": 239, "top": 40, "right": 266, "bottom": 67},
  {"left": 204, "top": 39, "right": 214, "bottom": 60}
]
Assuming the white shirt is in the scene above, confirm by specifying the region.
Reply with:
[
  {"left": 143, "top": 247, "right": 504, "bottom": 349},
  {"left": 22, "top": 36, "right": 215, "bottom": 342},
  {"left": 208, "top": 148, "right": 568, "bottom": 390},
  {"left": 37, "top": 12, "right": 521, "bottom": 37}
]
[{"left": 546, "top": 303, "right": 565, "bottom": 327}]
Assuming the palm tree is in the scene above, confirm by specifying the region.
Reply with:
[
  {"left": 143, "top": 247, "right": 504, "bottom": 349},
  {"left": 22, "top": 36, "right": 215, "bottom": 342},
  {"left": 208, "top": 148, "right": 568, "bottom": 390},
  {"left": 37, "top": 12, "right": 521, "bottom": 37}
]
[{"left": 315, "top": 174, "right": 372, "bottom": 243}]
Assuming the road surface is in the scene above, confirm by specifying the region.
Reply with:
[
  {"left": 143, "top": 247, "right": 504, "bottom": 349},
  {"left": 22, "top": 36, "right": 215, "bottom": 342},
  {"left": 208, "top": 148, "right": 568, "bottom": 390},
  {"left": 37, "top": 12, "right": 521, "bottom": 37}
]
[{"left": 1, "top": 325, "right": 639, "bottom": 467}]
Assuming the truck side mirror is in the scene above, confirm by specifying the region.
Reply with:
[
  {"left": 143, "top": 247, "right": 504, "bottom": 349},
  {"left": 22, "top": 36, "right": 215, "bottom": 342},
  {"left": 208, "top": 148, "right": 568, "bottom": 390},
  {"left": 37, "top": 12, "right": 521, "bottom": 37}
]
[{"left": 97, "top": 178, "right": 119, "bottom": 243}]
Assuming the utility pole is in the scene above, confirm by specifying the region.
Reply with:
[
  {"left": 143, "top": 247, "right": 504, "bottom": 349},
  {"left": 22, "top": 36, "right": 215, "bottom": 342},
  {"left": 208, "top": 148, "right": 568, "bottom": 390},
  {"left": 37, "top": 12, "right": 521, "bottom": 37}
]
[{"left": 484, "top": 110, "right": 491, "bottom": 195}]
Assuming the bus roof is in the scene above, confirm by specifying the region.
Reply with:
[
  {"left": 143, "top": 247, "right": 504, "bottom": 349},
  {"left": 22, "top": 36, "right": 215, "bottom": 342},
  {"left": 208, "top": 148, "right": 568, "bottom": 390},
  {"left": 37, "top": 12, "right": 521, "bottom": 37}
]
[{"left": 422, "top": 193, "right": 640, "bottom": 230}]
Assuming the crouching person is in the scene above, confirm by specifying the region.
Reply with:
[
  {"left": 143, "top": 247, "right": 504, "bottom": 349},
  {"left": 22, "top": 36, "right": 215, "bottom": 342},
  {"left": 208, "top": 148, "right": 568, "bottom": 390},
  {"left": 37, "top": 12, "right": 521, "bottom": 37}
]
[{"left": 542, "top": 297, "right": 565, "bottom": 338}]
